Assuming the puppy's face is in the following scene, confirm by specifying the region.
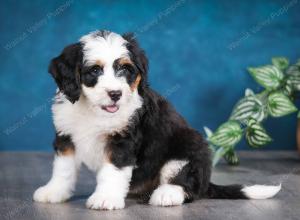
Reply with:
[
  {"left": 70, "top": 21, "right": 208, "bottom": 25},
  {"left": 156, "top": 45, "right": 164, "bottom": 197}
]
[{"left": 49, "top": 31, "right": 148, "bottom": 114}]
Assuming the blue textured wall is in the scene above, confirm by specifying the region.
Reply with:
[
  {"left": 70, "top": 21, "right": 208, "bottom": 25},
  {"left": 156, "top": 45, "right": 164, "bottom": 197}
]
[{"left": 1, "top": 0, "right": 300, "bottom": 151}]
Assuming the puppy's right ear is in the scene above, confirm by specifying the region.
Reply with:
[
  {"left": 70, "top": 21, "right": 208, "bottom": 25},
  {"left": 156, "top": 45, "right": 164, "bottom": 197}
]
[{"left": 49, "top": 43, "right": 83, "bottom": 104}]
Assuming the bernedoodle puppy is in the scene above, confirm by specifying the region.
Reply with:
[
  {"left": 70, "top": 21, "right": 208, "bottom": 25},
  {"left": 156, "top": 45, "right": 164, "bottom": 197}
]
[{"left": 33, "top": 30, "right": 281, "bottom": 210}]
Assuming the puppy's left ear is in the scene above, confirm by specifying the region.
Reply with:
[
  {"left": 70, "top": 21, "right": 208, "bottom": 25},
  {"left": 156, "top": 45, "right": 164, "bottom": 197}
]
[{"left": 49, "top": 43, "right": 83, "bottom": 104}]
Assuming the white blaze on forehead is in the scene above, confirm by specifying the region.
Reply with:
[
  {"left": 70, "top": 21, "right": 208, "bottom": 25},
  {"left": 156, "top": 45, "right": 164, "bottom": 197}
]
[{"left": 80, "top": 31, "right": 129, "bottom": 66}]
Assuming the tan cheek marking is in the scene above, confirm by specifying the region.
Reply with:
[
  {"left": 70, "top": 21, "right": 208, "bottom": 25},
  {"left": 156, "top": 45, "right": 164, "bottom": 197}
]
[
  {"left": 59, "top": 147, "right": 75, "bottom": 156},
  {"left": 103, "top": 148, "right": 112, "bottom": 163},
  {"left": 131, "top": 74, "right": 142, "bottom": 91},
  {"left": 117, "top": 58, "right": 140, "bottom": 91}
]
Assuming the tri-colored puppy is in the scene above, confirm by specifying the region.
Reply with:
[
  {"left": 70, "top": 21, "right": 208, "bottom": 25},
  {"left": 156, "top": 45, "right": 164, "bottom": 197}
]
[{"left": 33, "top": 30, "right": 281, "bottom": 210}]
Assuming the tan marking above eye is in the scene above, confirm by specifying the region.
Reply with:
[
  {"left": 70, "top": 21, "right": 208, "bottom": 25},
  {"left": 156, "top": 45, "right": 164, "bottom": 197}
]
[
  {"left": 95, "top": 60, "right": 105, "bottom": 67},
  {"left": 118, "top": 57, "right": 133, "bottom": 66}
]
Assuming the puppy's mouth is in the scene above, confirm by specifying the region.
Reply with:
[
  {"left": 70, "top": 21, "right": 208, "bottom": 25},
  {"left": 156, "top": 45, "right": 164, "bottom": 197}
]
[{"left": 101, "top": 104, "right": 119, "bottom": 113}]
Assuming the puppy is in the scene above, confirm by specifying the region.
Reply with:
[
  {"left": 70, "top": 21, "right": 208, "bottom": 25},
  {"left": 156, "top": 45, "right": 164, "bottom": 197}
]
[{"left": 33, "top": 30, "right": 281, "bottom": 210}]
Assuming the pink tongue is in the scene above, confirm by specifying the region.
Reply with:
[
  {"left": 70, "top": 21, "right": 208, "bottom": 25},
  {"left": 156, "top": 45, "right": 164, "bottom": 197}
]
[{"left": 105, "top": 105, "right": 119, "bottom": 113}]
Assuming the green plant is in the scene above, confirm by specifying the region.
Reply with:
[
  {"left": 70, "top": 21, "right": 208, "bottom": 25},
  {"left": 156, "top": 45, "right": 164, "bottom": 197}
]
[{"left": 205, "top": 57, "right": 300, "bottom": 166}]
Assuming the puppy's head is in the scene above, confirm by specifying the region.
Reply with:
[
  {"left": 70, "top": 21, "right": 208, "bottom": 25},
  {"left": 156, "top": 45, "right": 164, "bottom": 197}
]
[{"left": 49, "top": 30, "right": 148, "bottom": 114}]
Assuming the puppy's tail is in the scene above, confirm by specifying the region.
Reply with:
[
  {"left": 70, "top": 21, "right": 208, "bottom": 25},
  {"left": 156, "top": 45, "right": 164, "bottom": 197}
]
[{"left": 207, "top": 182, "right": 281, "bottom": 199}]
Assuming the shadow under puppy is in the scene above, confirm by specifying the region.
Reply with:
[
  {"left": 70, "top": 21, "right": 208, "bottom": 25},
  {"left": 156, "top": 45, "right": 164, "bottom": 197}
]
[{"left": 33, "top": 30, "right": 281, "bottom": 210}]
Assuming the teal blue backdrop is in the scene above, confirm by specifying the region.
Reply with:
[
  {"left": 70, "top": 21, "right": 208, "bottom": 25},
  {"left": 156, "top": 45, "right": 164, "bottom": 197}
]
[{"left": 1, "top": 0, "right": 300, "bottom": 151}]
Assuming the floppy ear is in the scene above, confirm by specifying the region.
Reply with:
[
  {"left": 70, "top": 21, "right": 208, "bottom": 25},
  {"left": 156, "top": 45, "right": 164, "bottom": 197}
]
[
  {"left": 122, "top": 33, "right": 149, "bottom": 86},
  {"left": 49, "top": 43, "right": 83, "bottom": 103}
]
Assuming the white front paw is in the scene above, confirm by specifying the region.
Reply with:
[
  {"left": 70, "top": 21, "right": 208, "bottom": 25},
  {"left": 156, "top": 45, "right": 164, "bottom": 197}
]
[
  {"left": 86, "top": 192, "right": 125, "bottom": 210},
  {"left": 33, "top": 184, "right": 72, "bottom": 203}
]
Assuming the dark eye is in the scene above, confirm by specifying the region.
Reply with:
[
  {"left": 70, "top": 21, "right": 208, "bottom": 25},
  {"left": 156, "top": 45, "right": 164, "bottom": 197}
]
[
  {"left": 119, "top": 68, "right": 130, "bottom": 76},
  {"left": 117, "top": 64, "right": 134, "bottom": 77},
  {"left": 89, "top": 65, "right": 102, "bottom": 76}
]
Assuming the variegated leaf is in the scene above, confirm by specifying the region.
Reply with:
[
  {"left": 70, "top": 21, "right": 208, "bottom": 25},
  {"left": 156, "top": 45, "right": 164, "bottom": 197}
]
[
  {"left": 286, "top": 61, "right": 300, "bottom": 75},
  {"left": 223, "top": 148, "right": 239, "bottom": 165},
  {"left": 246, "top": 119, "right": 272, "bottom": 147},
  {"left": 267, "top": 92, "right": 297, "bottom": 117},
  {"left": 271, "top": 57, "right": 289, "bottom": 70},
  {"left": 230, "top": 95, "right": 265, "bottom": 122},
  {"left": 287, "top": 76, "right": 300, "bottom": 91},
  {"left": 286, "top": 63, "right": 300, "bottom": 91},
  {"left": 280, "top": 81, "right": 293, "bottom": 96},
  {"left": 248, "top": 65, "right": 284, "bottom": 90},
  {"left": 208, "top": 121, "right": 243, "bottom": 147}
]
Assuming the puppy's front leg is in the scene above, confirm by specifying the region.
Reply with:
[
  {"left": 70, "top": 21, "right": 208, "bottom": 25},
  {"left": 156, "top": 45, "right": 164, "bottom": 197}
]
[
  {"left": 86, "top": 163, "right": 133, "bottom": 210},
  {"left": 33, "top": 135, "right": 78, "bottom": 203},
  {"left": 33, "top": 153, "right": 78, "bottom": 203}
]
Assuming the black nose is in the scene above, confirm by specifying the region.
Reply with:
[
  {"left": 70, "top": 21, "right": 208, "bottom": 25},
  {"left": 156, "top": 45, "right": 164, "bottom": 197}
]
[{"left": 107, "top": 90, "right": 122, "bottom": 102}]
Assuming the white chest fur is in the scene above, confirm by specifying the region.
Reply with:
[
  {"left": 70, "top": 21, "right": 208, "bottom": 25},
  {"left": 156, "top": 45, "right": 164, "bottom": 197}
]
[{"left": 52, "top": 92, "right": 142, "bottom": 172}]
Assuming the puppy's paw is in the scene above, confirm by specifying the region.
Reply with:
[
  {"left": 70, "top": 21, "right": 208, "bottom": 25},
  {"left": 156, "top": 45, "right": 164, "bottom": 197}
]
[
  {"left": 86, "top": 192, "right": 125, "bottom": 210},
  {"left": 33, "top": 184, "right": 72, "bottom": 203},
  {"left": 149, "top": 184, "right": 185, "bottom": 207}
]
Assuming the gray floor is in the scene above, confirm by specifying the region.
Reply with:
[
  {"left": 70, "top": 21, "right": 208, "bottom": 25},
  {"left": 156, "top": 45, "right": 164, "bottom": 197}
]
[{"left": 1, "top": 151, "right": 300, "bottom": 220}]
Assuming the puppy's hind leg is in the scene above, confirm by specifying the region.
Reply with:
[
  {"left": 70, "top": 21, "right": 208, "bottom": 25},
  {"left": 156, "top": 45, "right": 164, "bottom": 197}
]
[
  {"left": 149, "top": 160, "right": 190, "bottom": 207},
  {"left": 149, "top": 154, "right": 211, "bottom": 206}
]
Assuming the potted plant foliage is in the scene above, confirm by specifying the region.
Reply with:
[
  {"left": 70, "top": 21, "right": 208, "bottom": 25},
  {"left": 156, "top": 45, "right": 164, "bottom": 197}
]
[{"left": 205, "top": 57, "right": 300, "bottom": 166}]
